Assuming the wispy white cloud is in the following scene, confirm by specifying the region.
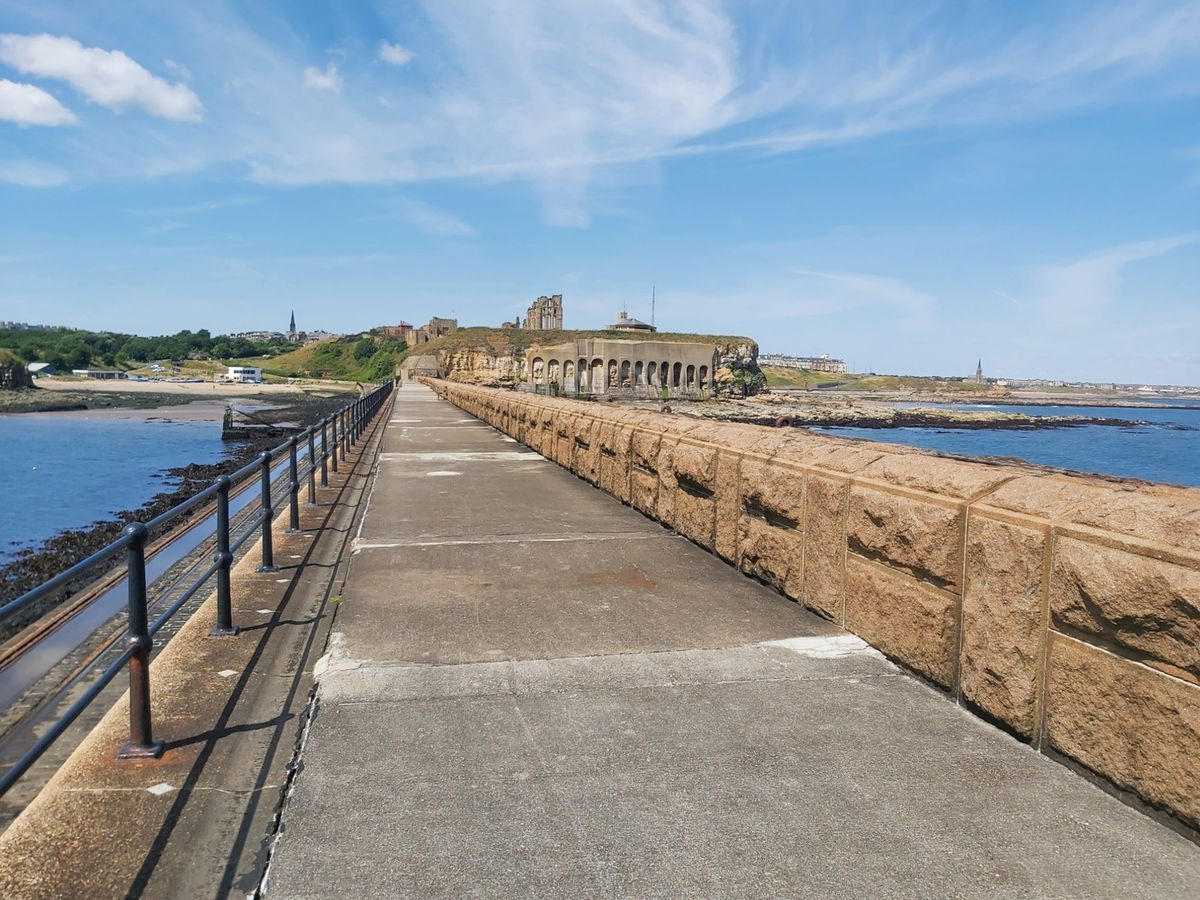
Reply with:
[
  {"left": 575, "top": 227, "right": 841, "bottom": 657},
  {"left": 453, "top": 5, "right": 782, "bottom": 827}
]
[
  {"left": 303, "top": 62, "right": 341, "bottom": 91},
  {"left": 5, "top": 2, "right": 1200, "bottom": 224},
  {"left": 1029, "top": 233, "right": 1198, "bottom": 325},
  {"left": 0, "top": 77, "right": 75, "bottom": 125},
  {"left": 378, "top": 41, "right": 412, "bottom": 66},
  {"left": 136, "top": 196, "right": 258, "bottom": 217},
  {"left": 786, "top": 268, "right": 936, "bottom": 331},
  {"left": 0, "top": 33, "right": 203, "bottom": 121},
  {"left": 394, "top": 198, "right": 475, "bottom": 236},
  {"left": 635, "top": 265, "right": 939, "bottom": 346},
  {"left": 144, "top": 219, "right": 185, "bottom": 236},
  {"left": 0, "top": 158, "right": 68, "bottom": 186}
]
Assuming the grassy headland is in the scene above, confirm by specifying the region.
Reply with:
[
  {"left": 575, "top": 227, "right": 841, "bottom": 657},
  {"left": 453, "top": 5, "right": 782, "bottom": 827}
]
[{"left": 762, "top": 365, "right": 989, "bottom": 393}]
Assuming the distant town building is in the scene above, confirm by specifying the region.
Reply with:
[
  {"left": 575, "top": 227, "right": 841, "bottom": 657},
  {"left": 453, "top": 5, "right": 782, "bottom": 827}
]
[
  {"left": 523, "top": 295, "right": 563, "bottom": 330},
  {"left": 71, "top": 369, "right": 126, "bottom": 379},
  {"left": 413, "top": 317, "right": 458, "bottom": 344},
  {"left": 223, "top": 365, "right": 263, "bottom": 383},
  {"left": 974, "top": 359, "right": 985, "bottom": 385},
  {"left": 759, "top": 353, "right": 847, "bottom": 373},
  {"left": 0, "top": 322, "right": 73, "bottom": 331},
  {"left": 608, "top": 311, "right": 656, "bottom": 333}
]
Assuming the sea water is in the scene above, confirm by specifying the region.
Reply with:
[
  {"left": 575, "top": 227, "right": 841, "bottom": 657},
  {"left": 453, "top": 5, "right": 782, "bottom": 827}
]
[
  {"left": 0, "top": 415, "right": 229, "bottom": 563},
  {"left": 817, "top": 401, "right": 1200, "bottom": 487}
]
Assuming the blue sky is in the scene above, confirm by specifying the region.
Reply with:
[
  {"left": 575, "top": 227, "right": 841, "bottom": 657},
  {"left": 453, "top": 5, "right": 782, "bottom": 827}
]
[{"left": 0, "top": 1, "right": 1197, "bottom": 384}]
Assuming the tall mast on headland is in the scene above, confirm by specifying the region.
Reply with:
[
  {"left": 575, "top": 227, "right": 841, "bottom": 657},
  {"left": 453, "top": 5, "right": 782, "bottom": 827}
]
[{"left": 651, "top": 286, "right": 655, "bottom": 329}]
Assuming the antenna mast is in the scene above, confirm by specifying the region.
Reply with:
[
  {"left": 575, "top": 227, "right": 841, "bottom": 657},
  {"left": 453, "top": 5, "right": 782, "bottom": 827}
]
[{"left": 651, "top": 285, "right": 655, "bottom": 329}]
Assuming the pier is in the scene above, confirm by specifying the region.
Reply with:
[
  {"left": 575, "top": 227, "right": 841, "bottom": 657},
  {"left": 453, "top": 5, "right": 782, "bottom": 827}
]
[{"left": 0, "top": 383, "right": 1197, "bottom": 897}]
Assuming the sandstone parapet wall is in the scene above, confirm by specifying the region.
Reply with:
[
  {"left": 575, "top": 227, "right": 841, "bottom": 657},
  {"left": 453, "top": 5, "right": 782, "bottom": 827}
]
[{"left": 430, "top": 380, "right": 1200, "bottom": 832}]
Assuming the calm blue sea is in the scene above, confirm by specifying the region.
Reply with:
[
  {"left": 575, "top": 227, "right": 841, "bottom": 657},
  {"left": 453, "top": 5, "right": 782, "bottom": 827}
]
[
  {"left": 0, "top": 415, "right": 229, "bottom": 563},
  {"left": 817, "top": 402, "right": 1200, "bottom": 487}
]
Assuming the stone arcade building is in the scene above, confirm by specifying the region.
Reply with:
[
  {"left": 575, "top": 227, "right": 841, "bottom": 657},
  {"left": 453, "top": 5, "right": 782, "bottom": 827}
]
[{"left": 526, "top": 337, "right": 718, "bottom": 398}]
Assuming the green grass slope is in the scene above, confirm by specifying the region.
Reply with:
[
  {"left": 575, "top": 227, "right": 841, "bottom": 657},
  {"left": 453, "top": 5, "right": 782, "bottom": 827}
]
[
  {"left": 232, "top": 333, "right": 407, "bottom": 381},
  {"left": 763, "top": 365, "right": 990, "bottom": 392}
]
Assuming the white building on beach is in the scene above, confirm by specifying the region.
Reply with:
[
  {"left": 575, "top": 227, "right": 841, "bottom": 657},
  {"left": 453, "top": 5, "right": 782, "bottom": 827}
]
[{"left": 223, "top": 366, "right": 263, "bottom": 383}]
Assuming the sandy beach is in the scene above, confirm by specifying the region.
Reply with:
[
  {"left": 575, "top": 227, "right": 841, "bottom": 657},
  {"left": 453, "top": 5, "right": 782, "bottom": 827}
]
[
  {"left": 2, "top": 377, "right": 360, "bottom": 416},
  {"left": 34, "top": 377, "right": 357, "bottom": 398}
]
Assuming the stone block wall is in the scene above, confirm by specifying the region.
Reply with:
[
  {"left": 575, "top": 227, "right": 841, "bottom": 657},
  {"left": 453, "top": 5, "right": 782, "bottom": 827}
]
[{"left": 429, "top": 381, "right": 1200, "bottom": 831}]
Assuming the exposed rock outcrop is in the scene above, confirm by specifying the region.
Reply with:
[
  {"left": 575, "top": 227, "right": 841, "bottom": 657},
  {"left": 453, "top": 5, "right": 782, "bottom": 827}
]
[{"left": 0, "top": 352, "right": 34, "bottom": 390}]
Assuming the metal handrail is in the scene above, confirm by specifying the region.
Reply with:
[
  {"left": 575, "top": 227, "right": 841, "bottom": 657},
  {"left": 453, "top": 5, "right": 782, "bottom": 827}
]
[{"left": 0, "top": 378, "right": 395, "bottom": 796}]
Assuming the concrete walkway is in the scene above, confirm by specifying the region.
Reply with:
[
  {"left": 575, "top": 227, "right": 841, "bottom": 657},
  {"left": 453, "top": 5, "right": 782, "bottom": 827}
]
[{"left": 265, "top": 384, "right": 1199, "bottom": 899}]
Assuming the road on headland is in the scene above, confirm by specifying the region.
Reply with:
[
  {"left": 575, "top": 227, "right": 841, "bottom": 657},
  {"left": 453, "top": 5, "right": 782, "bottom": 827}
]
[{"left": 263, "top": 383, "right": 1200, "bottom": 899}]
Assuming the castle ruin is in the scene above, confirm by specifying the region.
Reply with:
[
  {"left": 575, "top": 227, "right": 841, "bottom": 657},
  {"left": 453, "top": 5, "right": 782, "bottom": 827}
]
[{"left": 523, "top": 295, "right": 563, "bottom": 330}]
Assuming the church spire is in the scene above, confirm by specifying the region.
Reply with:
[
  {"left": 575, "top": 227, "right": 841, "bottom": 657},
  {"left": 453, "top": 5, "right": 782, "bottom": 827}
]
[{"left": 290, "top": 310, "right": 296, "bottom": 332}]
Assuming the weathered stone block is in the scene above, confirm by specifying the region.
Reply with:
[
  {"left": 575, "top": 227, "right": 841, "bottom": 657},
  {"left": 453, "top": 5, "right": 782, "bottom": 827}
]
[
  {"left": 631, "top": 428, "right": 661, "bottom": 473},
  {"left": 802, "top": 474, "right": 847, "bottom": 623},
  {"left": 739, "top": 458, "right": 806, "bottom": 523},
  {"left": 737, "top": 515, "right": 802, "bottom": 595},
  {"left": 579, "top": 429, "right": 603, "bottom": 485},
  {"left": 671, "top": 440, "right": 719, "bottom": 489},
  {"left": 859, "top": 453, "right": 1012, "bottom": 501},
  {"left": 847, "top": 485, "right": 965, "bottom": 592},
  {"left": 808, "top": 443, "right": 888, "bottom": 475},
  {"left": 713, "top": 449, "right": 742, "bottom": 563},
  {"left": 653, "top": 437, "right": 681, "bottom": 529},
  {"left": 845, "top": 557, "right": 959, "bottom": 687},
  {"left": 1044, "top": 634, "right": 1200, "bottom": 828},
  {"left": 961, "top": 514, "right": 1048, "bottom": 737},
  {"left": 1068, "top": 485, "right": 1200, "bottom": 554},
  {"left": 1050, "top": 537, "right": 1200, "bottom": 681},
  {"left": 549, "top": 413, "right": 573, "bottom": 466},
  {"left": 736, "top": 457, "right": 806, "bottom": 596},
  {"left": 629, "top": 428, "right": 661, "bottom": 517},
  {"left": 597, "top": 422, "right": 633, "bottom": 503}
]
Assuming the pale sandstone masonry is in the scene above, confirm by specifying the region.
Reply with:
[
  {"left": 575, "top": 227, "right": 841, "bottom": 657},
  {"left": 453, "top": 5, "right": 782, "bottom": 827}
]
[{"left": 428, "top": 381, "right": 1200, "bottom": 832}]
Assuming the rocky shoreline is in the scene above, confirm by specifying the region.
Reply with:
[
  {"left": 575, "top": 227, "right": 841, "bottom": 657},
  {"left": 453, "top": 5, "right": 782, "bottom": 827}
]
[
  {"left": 624, "top": 395, "right": 1156, "bottom": 431},
  {"left": 0, "top": 394, "right": 352, "bottom": 643}
]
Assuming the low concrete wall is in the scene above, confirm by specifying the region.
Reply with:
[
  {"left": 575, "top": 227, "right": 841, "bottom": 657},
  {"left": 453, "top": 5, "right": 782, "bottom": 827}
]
[{"left": 430, "top": 380, "right": 1200, "bottom": 832}]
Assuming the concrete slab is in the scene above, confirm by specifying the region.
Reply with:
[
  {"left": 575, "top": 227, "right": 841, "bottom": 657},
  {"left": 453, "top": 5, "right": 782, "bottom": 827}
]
[
  {"left": 263, "top": 385, "right": 1200, "bottom": 899},
  {"left": 340, "top": 535, "right": 840, "bottom": 665},
  {"left": 271, "top": 645, "right": 1200, "bottom": 899},
  {"left": 359, "top": 451, "right": 659, "bottom": 543}
]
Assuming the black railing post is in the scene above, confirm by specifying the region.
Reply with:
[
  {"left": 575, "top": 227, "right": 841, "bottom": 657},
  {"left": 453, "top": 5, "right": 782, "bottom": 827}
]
[
  {"left": 331, "top": 414, "right": 339, "bottom": 474},
  {"left": 117, "top": 522, "right": 165, "bottom": 760},
  {"left": 287, "top": 435, "right": 301, "bottom": 533},
  {"left": 307, "top": 426, "right": 317, "bottom": 505},
  {"left": 320, "top": 418, "right": 329, "bottom": 487},
  {"left": 258, "top": 451, "right": 277, "bottom": 572},
  {"left": 210, "top": 476, "right": 238, "bottom": 637}
]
